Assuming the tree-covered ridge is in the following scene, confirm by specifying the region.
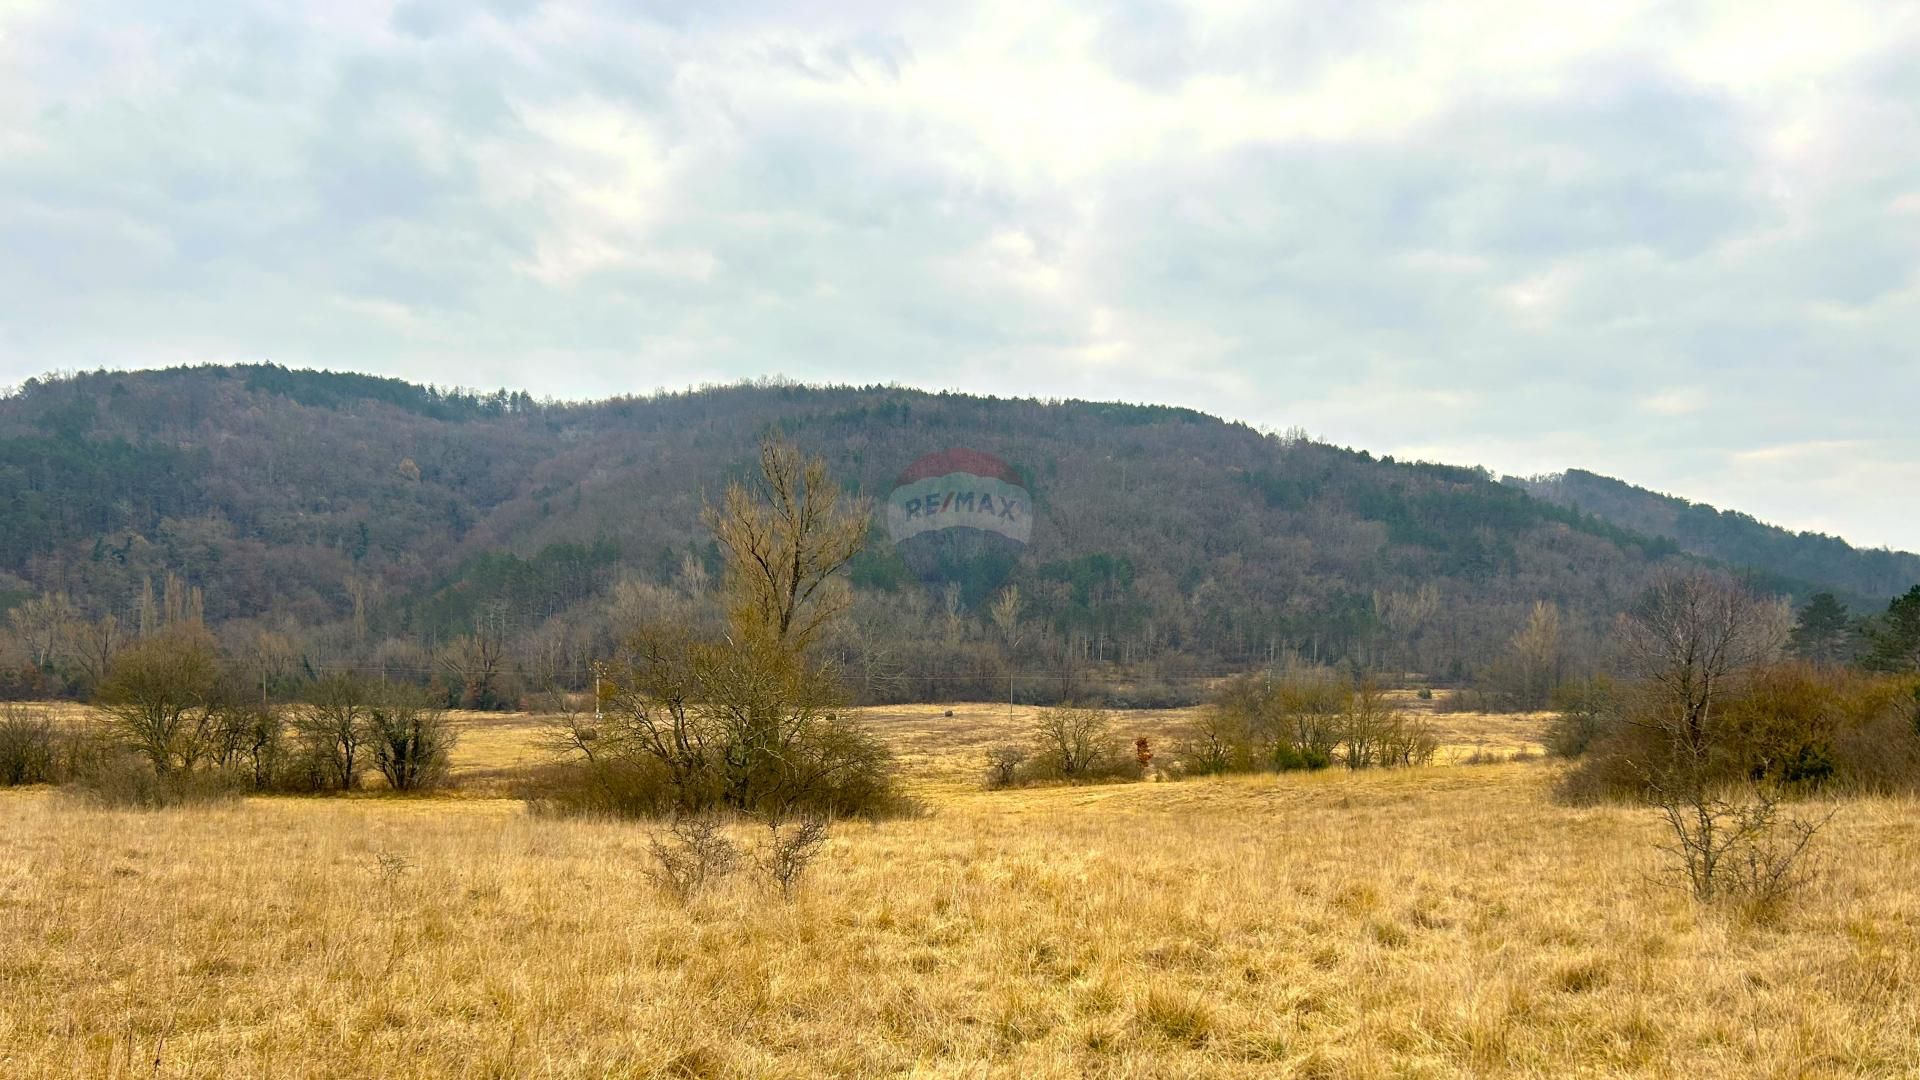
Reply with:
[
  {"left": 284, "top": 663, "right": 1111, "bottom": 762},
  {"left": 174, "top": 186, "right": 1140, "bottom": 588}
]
[
  {"left": 1, "top": 364, "right": 1913, "bottom": 703},
  {"left": 1514, "top": 469, "right": 1920, "bottom": 603}
]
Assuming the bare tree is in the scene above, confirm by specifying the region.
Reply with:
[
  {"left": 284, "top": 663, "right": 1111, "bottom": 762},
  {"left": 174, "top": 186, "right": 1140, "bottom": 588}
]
[
  {"left": 989, "top": 585, "right": 1025, "bottom": 651},
  {"left": 1623, "top": 570, "right": 1820, "bottom": 907},
  {"left": 64, "top": 612, "right": 122, "bottom": 690},
  {"left": 1032, "top": 705, "right": 1119, "bottom": 779},
  {"left": 295, "top": 674, "right": 376, "bottom": 790},
  {"left": 8, "top": 592, "right": 72, "bottom": 670},
  {"left": 1623, "top": 569, "right": 1787, "bottom": 767},
  {"left": 701, "top": 434, "right": 870, "bottom": 650},
  {"left": 95, "top": 628, "right": 226, "bottom": 774},
  {"left": 1509, "top": 600, "right": 1564, "bottom": 709}
]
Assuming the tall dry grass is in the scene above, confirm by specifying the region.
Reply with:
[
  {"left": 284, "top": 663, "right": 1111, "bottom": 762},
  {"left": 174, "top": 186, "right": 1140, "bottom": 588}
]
[{"left": 2, "top": 703, "right": 1916, "bottom": 1077}]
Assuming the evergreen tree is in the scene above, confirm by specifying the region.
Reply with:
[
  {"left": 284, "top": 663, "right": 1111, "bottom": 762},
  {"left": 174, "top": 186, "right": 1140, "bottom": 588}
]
[
  {"left": 1864, "top": 586, "right": 1920, "bottom": 673},
  {"left": 1789, "top": 592, "right": 1854, "bottom": 665}
]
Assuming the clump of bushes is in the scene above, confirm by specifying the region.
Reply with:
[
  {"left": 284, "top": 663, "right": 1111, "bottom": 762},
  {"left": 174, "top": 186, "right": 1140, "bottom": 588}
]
[
  {"left": 0, "top": 705, "right": 63, "bottom": 786},
  {"left": 533, "top": 627, "right": 908, "bottom": 819},
  {"left": 641, "top": 811, "right": 834, "bottom": 903},
  {"left": 984, "top": 705, "right": 1144, "bottom": 788},
  {"left": 1554, "top": 662, "right": 1920, "bottom": 803},
  {"left": 1171, "top": 669, "right": 1436, "bottom": 778}
]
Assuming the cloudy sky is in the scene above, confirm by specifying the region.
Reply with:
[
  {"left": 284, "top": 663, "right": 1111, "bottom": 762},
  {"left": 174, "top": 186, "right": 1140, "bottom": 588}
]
[{"left": 2, "top": 1, "right": 1917, "bottom": 549}]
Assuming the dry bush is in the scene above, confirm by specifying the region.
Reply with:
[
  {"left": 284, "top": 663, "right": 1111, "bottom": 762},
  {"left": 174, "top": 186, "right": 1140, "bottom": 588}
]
[
  {"left": 758, "top": 813, "right": 831, "bottom": 899},
  {"left": 646, "top": 815, "right": 742, "bottom": 902},
  {"left": 0, "top": 705, "right": 60, "bottom": 786},
  {"left": 570, "top": 628, "right": 903, "bottom": 818},
  {"left": 520, "top": 757, "right": 678, "bottom": 819},
  {"left": 369, "top": 698, "right": 457, "bottom": 791},
  {"left": 68, "top": 748, "right": 244, "bottom": 809},
  {"left": 1017, "top": 705, "right": 1138, "bottom": 784},
  {"left": 1650, "top": 777, "right": 1832, "bottom": 916},
  {"left": 982, "top": 745, "right": 1026, "bottom": 789},
  {"left": 1338, "top": 682, "right": 1435, "bottom": 769},
  {"left": 1545, "top": 675, "right": 1621, "bottom": 758},
  {"left": 1560, "top": 665, "right": 1920, "bottom": 803},
  {"left": 1175, "top": 668, "right": 1345, "bottom": 775}
]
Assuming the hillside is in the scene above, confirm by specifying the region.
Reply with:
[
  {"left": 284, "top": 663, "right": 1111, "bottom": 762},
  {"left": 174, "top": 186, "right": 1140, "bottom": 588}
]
[
  {"left": 1, "top": 365, "right": 1907, "bottom": 700},
  {"left": 1513, "top": 469, "right": 1919, "bottom": 606}
]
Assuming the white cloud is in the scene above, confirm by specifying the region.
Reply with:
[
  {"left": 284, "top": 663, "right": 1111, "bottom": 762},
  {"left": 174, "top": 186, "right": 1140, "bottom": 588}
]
[{"left": 0, "top": 0, "right": 1918, "bottom": 548}]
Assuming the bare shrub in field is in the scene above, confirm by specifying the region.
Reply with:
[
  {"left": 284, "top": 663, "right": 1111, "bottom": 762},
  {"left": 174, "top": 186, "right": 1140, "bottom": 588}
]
[
  {"left": 1337, "top": 682, "right": 1435, "bottom": 769},
  {"left": 369, "top": 697, "right": 456, "bottom": 791},
  {"left": 1176, "top": 670, "right": 1429, "bottom": 775},
  {"left": 982, "top": 745, "right": 1026, "bottom": 789},
  {"left": 1562, "top": 575, "right": 1920, "bottom": 805},
  {"left": 95, "top": 627, "right": 227, "bottom": 774},
  {"left": 70, "top": 748, "right": 243, "bottom": 809},
  {"left": 587, "top": 628, "right": 902, "bottom": 816},
  {"left": 1577, "top": 570, "right": 1833, "bottom": 913},
  {"left": 1024, "top": 705, "right": 1135, "bottom": 783},
  {"left": 1649, "top": 775, "right": 1831, "bottom": 913},
  {"left": 646, "top": 815, "right": 742, "bottom": 902},
  {"left": 0, "top": 705, "right": 59, "bottom": 785},
  {"left": 292, "top": 674, "right": 376, "bottom": 791},
  {"left": 758, "top": 813, "right": 831, "bottom": 900}
]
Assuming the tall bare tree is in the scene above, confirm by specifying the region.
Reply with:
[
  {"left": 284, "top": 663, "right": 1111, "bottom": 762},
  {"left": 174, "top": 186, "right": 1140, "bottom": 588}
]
[
  {"left": 8, "top": 592, "right": 72, "bottom": 671},
  {"left": 702, "top": 435, "right": 870, "bottom": 650},
  {"left": 1623, "top": 570, "right": 1786, "bottom": 765}
]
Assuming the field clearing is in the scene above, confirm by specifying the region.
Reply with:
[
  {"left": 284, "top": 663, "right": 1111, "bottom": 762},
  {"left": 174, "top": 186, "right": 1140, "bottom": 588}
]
[{"left": 5, "top": 704, "right": 1918, "bottom": 1077}]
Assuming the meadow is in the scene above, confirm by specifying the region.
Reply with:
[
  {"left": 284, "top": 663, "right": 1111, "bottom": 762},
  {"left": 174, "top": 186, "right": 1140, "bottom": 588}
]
[{"left": 3, "top": 700, "right": 1917, "bottom": 1078}]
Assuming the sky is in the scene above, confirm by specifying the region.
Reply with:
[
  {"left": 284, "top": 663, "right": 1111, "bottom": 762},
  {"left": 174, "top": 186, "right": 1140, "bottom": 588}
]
[{"left": 1, "top": 1, "right": 1917, "bottom": 550}]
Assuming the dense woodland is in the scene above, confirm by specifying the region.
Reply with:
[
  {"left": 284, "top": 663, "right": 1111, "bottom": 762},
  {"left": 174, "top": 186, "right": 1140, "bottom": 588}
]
[{"left": 2, "top": 364, "right": 1916, "bottom": 707}]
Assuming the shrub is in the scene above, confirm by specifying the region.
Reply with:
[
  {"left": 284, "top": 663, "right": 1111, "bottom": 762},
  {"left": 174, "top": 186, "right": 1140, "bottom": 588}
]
[
  {"left": 1022, "top": 705, "right": 1138, "bottom": 784},
  {"left": 646, "top": 815, "right": 741, "bottom": 902},
  {"left": 1559, "top": 664, "right": 1920, "bottom": 802},
  {"left": 369, "top": 698, "right": 457, "bottom": 791},
  {"left": 0, "top": 705, "right": 59, "bottom": 786},
  {"left": 1650, "top": 776, "right": 1831, "bottom": 915},
  {"left": 568, "top": 628, "right": 904, "bottom": 818},
  {"left": 983, "top": 745, "right": 1026, "bottom": 789},
  {"left": 1545, "top": 676, "right": 1619, "bottom": 758},
  {"left": 758, "top": 813, "right": 831, "bottom": 899},
  {"left": 69, "top": 749, "right": 244, "bottom": 809}
]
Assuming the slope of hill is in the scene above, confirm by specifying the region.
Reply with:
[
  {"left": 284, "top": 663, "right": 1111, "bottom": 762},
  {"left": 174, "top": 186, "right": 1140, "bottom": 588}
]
[
  {"left": 0, "top": 364, "right": 1904, "bottom": 698},
  {"left": 1512, "top": 469, "right": 1919, "bottom": 606}
]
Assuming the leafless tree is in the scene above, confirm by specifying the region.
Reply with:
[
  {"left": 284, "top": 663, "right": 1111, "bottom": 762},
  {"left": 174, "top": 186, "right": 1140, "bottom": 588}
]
[
  {"left": 701, "top": 434, "right": 870, "bottom": 651},
  {"left": 95, "top": 628, "right": 226, "bottom": 774},
  {"left": 1032, "top": 705, "right": 1119, "bottom": 779},
  {"left": 1623, "top": 570, "right": 1821, "bottom": 907},
  {"left": 295, "top": 674, "right": 376, "bottom": 790}
]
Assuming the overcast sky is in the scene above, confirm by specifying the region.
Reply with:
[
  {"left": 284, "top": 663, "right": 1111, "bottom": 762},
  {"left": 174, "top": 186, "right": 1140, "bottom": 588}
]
[{"left": 2, "top": 1, "right": 1917, "bottom": 549}]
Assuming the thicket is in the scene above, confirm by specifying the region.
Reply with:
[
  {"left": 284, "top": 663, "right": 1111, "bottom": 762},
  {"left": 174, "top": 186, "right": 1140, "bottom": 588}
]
[
  {"left": 3, "top": 626, "right": 460, "bottom": 807},
  {"left": 1173, "top": 669, "right": 1437, "bottom": 777}
]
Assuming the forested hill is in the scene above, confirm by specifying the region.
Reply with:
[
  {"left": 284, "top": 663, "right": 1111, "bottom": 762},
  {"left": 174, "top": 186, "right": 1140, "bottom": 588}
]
[
  {"left": 0, "top": 365, "right": 1907, "bottom": 700},
  {"left": 1512, "top": 469, "right": 1919, "bottom": 606}
]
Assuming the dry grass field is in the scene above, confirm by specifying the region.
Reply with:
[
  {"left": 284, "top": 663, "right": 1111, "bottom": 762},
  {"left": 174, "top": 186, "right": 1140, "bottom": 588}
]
[{"left": 4, "top": 702, "right": 1919, "bottom": 1078}]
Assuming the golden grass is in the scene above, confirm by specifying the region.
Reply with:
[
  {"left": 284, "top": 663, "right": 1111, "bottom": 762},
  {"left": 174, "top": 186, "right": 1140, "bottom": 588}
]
[{"left": 3, "top": 704, "right": 1917, "bottom": 1077}]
